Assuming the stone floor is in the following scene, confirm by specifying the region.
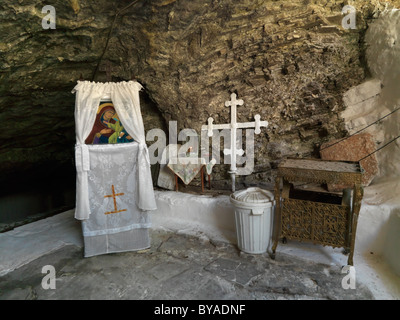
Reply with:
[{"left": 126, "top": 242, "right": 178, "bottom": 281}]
[
  {"left": 0, "top": 227, "right": 374, "bottom": 300},
  {"left": 2, "top": 201, "right": 400, "bottom": 302}
]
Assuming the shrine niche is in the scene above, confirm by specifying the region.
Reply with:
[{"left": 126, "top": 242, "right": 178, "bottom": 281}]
[{"left": 72, "top": 80, "right": 157, "bottom": 258}]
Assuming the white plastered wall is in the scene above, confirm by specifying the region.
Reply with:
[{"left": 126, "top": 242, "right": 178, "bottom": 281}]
[{"left": 341, "top": 9, "right": 400, "bottom": 276}]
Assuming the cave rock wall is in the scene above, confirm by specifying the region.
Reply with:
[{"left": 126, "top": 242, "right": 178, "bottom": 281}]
[{"left": 1, "top": 0, "right": 399, "bottom": 190}]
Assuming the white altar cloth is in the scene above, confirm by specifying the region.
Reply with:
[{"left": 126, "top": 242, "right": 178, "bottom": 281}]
[{"left": 81, "top": 143, "right": 151, "bottom": 257}]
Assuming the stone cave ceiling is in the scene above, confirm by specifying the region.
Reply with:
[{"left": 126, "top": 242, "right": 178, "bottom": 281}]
[{"left": 1, "top": 0, "right": 400, "bottom": 192}]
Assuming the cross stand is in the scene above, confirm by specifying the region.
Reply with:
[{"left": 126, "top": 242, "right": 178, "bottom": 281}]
[{"left": 202, "top": 93, "right": 269, "bottom": 192}]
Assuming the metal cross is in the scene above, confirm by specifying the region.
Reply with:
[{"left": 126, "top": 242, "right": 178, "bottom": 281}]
[{"left": 202, "top": 93, "right": 269, "bottom": 192}]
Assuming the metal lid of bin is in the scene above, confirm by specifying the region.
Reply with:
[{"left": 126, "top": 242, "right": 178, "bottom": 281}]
[{"left": 230, "top": 187, "right": 274, "bottom": 207}]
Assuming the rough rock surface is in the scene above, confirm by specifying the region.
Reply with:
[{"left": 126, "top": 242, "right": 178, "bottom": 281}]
[
  {"left": 0, "top": 229, "right": 375, "bottom": 300},
  {"left": 320, "top": 133, "right": 379, "bottom": 191},
  {"left": 1, "top": 0, "right": 400, "bottom": 194}
]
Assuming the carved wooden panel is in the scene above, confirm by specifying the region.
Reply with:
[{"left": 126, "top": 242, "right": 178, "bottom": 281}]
[{"left": 281, "top": 198, "right": 350, "bottom": 248}]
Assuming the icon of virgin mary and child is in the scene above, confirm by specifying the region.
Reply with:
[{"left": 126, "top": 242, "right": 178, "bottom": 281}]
[{"left": 85, "top": 102, "right": 134, "bottom": 145}]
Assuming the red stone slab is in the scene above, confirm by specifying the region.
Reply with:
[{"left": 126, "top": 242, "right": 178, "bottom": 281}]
[{"left": 320, "top": 133, "right": 378, "bottom": 191}]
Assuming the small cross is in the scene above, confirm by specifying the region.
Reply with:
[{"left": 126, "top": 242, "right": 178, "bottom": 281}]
[
  {"left": 225, "top": 92, "right": 243, "bottom": 111},
  {"left": 100, "top": 61, "right": 115, "bottom": 82},
  {"left": 225, "top": 93, "right": 243, "bottom": 132},
  {"left": 104, "top": 185, "right": 127, "bottom": 215},
  {"left": 225, "top": 93, "right": 244, "bottom": 107}
]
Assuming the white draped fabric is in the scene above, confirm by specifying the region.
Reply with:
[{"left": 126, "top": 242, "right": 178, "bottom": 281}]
[
  {"left": 72, "top": 80, "right": 157, "bottom": 221},
  {"left": 81, "top": 143, "right": 152, "bottom": 257}
]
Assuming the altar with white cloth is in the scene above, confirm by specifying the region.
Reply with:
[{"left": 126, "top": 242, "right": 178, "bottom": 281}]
[
  {"left": 72, "top": 80, "right": 157, "bottom": 257},
  {"left": 167, "top": 156, "right": 216, "bottom": 192}
]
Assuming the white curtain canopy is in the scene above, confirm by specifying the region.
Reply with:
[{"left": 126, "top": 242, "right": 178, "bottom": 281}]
[{"left": 72, "top": 80, "right": 157, "bottom": 220}]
